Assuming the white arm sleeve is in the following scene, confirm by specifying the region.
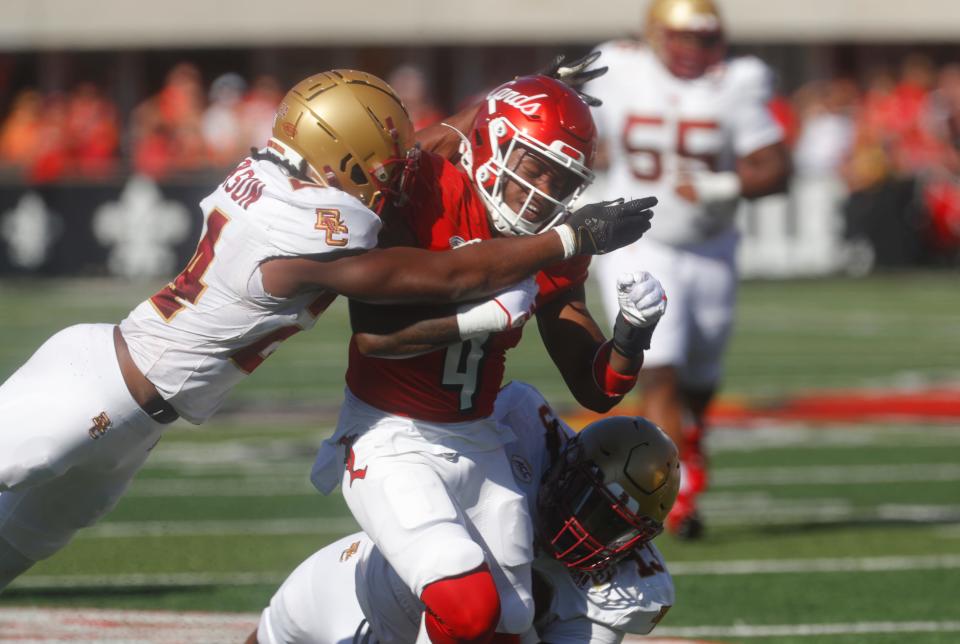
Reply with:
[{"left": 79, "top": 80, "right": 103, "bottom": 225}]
[{"left": 727, "top": 57, "right": 785, "bottom": 157}]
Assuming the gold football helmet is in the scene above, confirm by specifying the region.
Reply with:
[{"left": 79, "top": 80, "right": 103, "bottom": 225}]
[
  {"left": 537, "top": 416, "right": 680, "bottom": 571},
  {"left": 270, "top": 70, "right": 415, "bottom": 212},
  {"left": 645, "top": 0, "right": 725, "bottom": 79}
]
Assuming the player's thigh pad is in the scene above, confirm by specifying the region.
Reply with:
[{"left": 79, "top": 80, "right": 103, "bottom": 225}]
[
  {"left": 463, "top": 449, "right": 535, "bottom": 633},
  {"left": 341, "top": 449, "right": 484, "bottom": 597},
  {"left": 0, "top": 324, "right": 166, "bottom": 560}
]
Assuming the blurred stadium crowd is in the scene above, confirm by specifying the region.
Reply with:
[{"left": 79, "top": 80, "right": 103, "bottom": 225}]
[
  {"left": 0, "top": 49, "right": 959, "bottom": 265},
  {"left": 0, "top": 62, "right": 448, "bottom": 183}
]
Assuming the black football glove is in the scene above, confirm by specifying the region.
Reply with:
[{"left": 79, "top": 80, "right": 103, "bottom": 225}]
[
  {"left": 539, "top": 51, "right": 608, "bottom": 107},
  {"left": 612, "top": 312, "right": 658, "bottom": 357},
  {"left": 563, "top": 197, "right": 657, "bottom": 256}
]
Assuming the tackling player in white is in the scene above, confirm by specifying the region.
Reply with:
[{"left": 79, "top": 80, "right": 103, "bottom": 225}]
[
  {"left": 0, "top": 70, "right": 657, "bottom": 591},
  {"left": 251, "top": 381, "right": 679, "bottom": 644},
  {"left": 583, "top": 0, "right": 791, "bottom": 538}
]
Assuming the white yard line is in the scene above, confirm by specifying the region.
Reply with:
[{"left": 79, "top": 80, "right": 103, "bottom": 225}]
[
  {"left": 647, "top": 620, "right": 960, "bottom": 639},
  {"left": 69, "top": 499, "right": 959, "bottom": 539},
  {"left": 712, "top": 463, "right": 960, "bottom": 487},
  {"left": 8, "top": 571, "right": 284, "bottom": 590},
  {"left": 121, "top": 463, "right": 960, "bottom": 498},
  {"left": 668, "top": 553, "right": 960, "bottom": 575},
  {"left": 0, "top": 607, "right": 257, "bottom": 643},
  {"left": 80, "top": 517, "right": 358, "bottom": 538},
  {"left": 12, "top": 554, "right": 959, "bottom": 591},
  {"left": 2, "top": 608, "right": 958, "bottom": 643},
  {"left": 125, "top": 477, "right": 316, "bottom": 497}
]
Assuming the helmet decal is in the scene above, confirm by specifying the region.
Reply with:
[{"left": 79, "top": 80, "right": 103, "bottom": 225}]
[{"left": 486, "top": 88, "right": 549, "bottom": 117}]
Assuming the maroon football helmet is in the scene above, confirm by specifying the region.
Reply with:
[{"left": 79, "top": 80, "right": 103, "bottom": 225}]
[
  {"left": 462, "top": 75, "right": 597, "bottom": 236},
  {"left": 536, "top": 416, "right": 680, "bottom": 572}
]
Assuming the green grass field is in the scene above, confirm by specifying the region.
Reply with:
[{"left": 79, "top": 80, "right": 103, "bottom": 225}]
[{"left": 1, "top": 273, "right": 959, "bottom": 643}]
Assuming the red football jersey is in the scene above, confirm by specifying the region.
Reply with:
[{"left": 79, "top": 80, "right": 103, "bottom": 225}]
[{"left": 345, "top": 151, "right": 589, "bottom": 422}]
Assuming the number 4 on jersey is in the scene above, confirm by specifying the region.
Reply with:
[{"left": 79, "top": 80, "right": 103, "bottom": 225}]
[
  {"left": 442, "top": 334, "right": 489, "bottom": 412},
  {"left": 150, "top": 209, "right": 229, "bottom": 321}
]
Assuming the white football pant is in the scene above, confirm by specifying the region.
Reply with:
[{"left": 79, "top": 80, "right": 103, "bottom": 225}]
[
  {"left": 0, "top": 324, "right": 166, "bottom": 589},
  {"left": 313, "top": 390, "right": 535, "bottom": 636},
  {"left": 257, "top": 533, "right": 375, "bottom": 644}
]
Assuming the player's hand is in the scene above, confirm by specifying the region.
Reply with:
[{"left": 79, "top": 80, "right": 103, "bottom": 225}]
[
  {"left": 560, "top": 197, "right": 657, "bottom": 256},
  {"left": 456, "top": 277, "right": 539, "bottom": 339},
  {"left": 616, "top": 272, "right": 667, "bottom": 327},
  {"left": 539, "top": 51, "right": 608, "bottom": 106},
  {"left": 611, "top": 272, "right": 666, "bottom": 357}
]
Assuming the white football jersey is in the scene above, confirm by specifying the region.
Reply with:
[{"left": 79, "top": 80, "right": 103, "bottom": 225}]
[
  {"left": 586, "top": 42, "right": 784, "bottom": 246},
  {"left": 350, "top": 382, "right": 675, "bottom": 643},
  {"left": 120, "top": 154, "right": 381, "bottom": 424}
]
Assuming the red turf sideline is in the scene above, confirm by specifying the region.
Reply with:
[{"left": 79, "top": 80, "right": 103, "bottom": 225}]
[{"left": 566, "top": 386, "right": 960, "bottom": 427}]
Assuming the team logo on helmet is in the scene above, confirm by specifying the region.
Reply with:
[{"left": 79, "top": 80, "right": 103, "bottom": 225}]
[{"left": 487, "top": 89, "right": 549, "bottom": 116}]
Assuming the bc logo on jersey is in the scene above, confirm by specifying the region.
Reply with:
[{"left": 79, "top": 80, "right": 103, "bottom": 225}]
[{"left": 316, "top": 209, "right": 350, "bottom": 247}]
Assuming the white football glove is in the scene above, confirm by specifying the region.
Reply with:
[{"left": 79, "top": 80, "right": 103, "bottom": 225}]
[
  {"left": 616, "top": 271, "right": 667, "bottom": 328},
  {"left": 456, "top": 276, "right": 539, "bottom": 339}
]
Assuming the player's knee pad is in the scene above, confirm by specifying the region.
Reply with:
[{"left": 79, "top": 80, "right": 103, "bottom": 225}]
[
  {"left": 0, "top": 535, "right": 36, "bottom": 592},
  {"left": 420, "top": 564, "right": 501, "bottom": 644}
]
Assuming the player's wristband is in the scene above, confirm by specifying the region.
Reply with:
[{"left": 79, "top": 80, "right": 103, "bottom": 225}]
[
  {"left": 554, "top": 224, "right": 578, "bottom": 259},
  {"left": 691, "top": 171, "right": 741, "bottom": 204},
  {"left": 456, "top": 299, "right": 508, "bottom": 339},
  {"left": 592, "top": 340, "right": 639, "bottom": 397},
  {"left": 613, "top": 311, "right": 657, "bottom": 357}
]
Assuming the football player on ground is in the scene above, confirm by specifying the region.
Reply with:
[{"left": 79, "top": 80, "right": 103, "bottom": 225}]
[
  {"left": 253, "top": 381, "right": 679, "bottom": 644},
  {"left": 583, "top": 0, "right": 791, "bottom": 538},
  {"left": 310, "top": 75, "right": 666, "bottom": 643},
  {"left": 0, "top": 70, "right": 657, "bottom": 591}
]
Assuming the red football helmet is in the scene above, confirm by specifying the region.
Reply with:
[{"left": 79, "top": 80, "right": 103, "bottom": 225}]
[
  {"left": 463, "top": 75, "right": 597, "bottom": 236},
  {"left": 536, "top": 416, "right": 680, "bottom": 572}
]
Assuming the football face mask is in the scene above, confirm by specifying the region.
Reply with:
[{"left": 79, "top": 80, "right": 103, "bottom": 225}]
[
  {"left": 464, "top": 75, "right": 597, "bottom": 236},
  {"left": 484, "top": 136, "right": 589, "bottom": 236}
]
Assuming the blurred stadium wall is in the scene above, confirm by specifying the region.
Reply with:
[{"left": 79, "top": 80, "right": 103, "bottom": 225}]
[{"left": 1, "top": 0, "right": 959, "bottom": 277}]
